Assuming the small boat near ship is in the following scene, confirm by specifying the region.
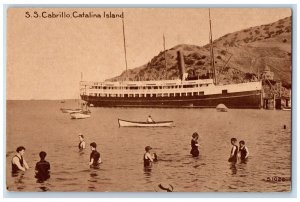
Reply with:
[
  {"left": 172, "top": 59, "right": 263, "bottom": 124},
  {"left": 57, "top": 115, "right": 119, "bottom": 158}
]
[
  {"left": 70, "top": 110, "right": 91, "bottom": 119},
  {"left": 282, "top": 107, "right": 291, "bottom": 111},
  {"left": 60, "top": 108, "right": 82, "bottom": 113},
  {"left": 216, "top": 103, "right": 228, "bottom": 112},
  {"left": 118, "top": 119, "right": 174, "bottom": 127}
]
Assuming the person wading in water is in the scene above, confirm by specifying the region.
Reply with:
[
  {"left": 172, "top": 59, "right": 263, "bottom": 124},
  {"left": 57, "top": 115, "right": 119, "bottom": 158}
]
[
  {"left": 78, "top": 134, "right": 86, "bottom": 150},
  {"left": 89, "top": 142, "right": 102, "bottom": 168},
  {"left": 239, "top": 140, "right": 249, "bottom": 163},
  {"left": 228, "top": 138, "right": 238, "bottom": 163},
  {"left": 144, "top": 146, "right": 154, "bottom": 167},
  {"left": 35, "top": 151, "right": 50, "bottom": 182},
  {"left": 190, "top": 132, "right": 200, "bottom": 157},
  {"left": 12, "top": 146, "right": 29, "bottom": 173}
]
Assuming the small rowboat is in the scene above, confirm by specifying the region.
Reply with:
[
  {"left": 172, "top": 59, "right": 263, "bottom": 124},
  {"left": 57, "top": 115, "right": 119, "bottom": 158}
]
[
  {"left": 282, "top": 108, "right": 291, "bottom": 111},
  {"left": 216, "top": 103, "right": 228, "bottom": 112},
  {"left": 70, "top": 111, "right": 91, "bottom": 119},
  {"left": 61, "top": 108, "right": 82, "bottom": 113},
  {"left": 118, "top": 119, "right": 173, "bottom": 127}
]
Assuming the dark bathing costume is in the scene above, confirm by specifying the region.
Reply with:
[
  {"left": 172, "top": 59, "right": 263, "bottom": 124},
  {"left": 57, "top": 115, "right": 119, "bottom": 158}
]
[
  {"left": 239, "top": 146, "right": 247, "bottom": 160},
  {"left": 229, "top": 145, "right": 238, "bottom": 163},
  {"left": 144, "top": 153, "right": 151, "bottom": 167},
  {"left": 12, "top": 155, "right": 23, "bottom": 173},
  {"left": 90, "top": 150, "right": 101, "bottom": 166},
  {"left": 78, "top": 141, "right": 85, "bottom": 149},
  {"left": 35, "top": 160, "right": 50, "bottom": 179},
  {"left": 190, "top": 139, "right": 199, "bottom": 157}
]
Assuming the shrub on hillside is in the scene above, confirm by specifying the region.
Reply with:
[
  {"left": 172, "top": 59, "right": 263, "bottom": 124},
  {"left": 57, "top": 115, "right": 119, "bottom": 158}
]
[
  {"left": 220, "top": 50, "right": 226, "bottom": 55},
  {"left": 195, "top": 60, "right": 205, "bottom": 66},
  {"left": 276, "top": 29, "right": 284, "bottom": 35},
  {"left": 285, "top": 26, "right": 291, "bottom": 33},
  {"left": 184, "top": 57, "right": 194, "bottom": 65},
  {"left": 255, "top": 29, "right": 260, "bottom": 34},
  {"left": 276, "top": 25, "right": 284, "bottom": 29},
  {"left": 263, "top": 26, "right": 270, "bottom": 31}
]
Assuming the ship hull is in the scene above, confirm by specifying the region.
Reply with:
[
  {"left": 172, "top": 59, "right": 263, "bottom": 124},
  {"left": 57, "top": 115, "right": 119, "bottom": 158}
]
[{"left": 81, "top": 90, "right": 261, "bottom": 109}]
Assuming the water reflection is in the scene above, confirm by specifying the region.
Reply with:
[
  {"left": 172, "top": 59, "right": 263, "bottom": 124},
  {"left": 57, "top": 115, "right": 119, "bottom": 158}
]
[
  {"left": 88, "top": 168, "right": 100, "bottom": 191},
  {"left": 143, "top": 166, "right": 152, "bottom": 176},
  {"left": 229, "top": 163, "right": 237, "bottom": 175},
  {"left": 11, "top": 171, "right": 25, "bottom": 191},
  {"left": 36, "top": 181, "right": 51, "bottom": 192},
  {"left": 240, "top": 158, "right": 248, "bottom": 164},
  {"left": 35, "top": 171, "right": 50, "bottom": 183}
]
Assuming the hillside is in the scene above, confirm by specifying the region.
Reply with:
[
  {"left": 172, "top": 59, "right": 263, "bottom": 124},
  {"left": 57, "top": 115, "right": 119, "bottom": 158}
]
[{"left": 109, "top": 16, "right": 291, "bottom": 88}]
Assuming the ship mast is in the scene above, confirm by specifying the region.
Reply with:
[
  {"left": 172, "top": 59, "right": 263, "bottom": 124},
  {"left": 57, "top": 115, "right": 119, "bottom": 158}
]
[
  {"left": 122, "top": 11, "right": 128, "bottom": 81},
  {"left": 163, "top": 34, "right": 167, "bottom": 80},
  {"left": 209, "top": 9, "right": 217, "bottom": 85}
]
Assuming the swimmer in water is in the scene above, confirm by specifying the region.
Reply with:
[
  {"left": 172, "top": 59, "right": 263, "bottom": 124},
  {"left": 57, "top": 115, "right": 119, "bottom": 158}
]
[
  {"left": 35, "top": 151, "right": 50, "bottom": 181},
  {"left": 89, "top": 142, "right": 102, "bottom": 168},
  {"left": 78, "top": 134, "right": 86, "bottom": 150},
  {"left": 144, "top": 146, "right": 154, "bottom": 167},
  {"left": 239, "top": 140, "right": 249, "bottom": 162},
  {"left": 12, "top": 146, "right": 29, "bottom": 173},
  {"left": 228, "top": 138, "right": 238, "bottom": 163},
  {"left": 190, "top": 132, "right": 200, "bottom": 157}
]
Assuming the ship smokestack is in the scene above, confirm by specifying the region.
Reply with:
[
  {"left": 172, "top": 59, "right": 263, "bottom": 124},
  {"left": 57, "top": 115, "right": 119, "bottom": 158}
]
[{"left": 177, "top": 51, "right": 187, "bottom": 80}]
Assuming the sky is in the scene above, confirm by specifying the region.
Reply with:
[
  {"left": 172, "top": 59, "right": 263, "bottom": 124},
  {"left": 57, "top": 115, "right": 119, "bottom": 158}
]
[{"left": 6, "top": 7, "right": 291, "bottom": 100}]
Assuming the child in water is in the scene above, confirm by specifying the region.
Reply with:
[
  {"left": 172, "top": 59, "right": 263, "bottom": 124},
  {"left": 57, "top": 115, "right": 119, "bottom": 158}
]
[
  {"left": 239, "top": 140, "right": 249, "bottom": 162},
  {"left": 228, "top": 138, "right": 238, "bottom": 163},
  {"left": 190, "top": 132, "right": 200, "bottom": 157}
]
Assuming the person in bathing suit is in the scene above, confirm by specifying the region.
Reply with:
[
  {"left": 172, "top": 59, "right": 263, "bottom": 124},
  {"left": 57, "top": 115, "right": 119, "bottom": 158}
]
[
  {"left": 89, "top": 142, "right": 102, "bottom": 168},
  {"left": 190, "top": 132, "right": 200, "bottom": 157},
  {"left": 78, "top": 134, "right": 86, "bottom": 150},
  {"left": 228, "top": 138, "right": 238, "bottom": 163},
  {"left": 12, "top": 146, "right": 29, "bottom": 173},
  {"left": 144, "top": 146, "right": 154, "bottom": 167},
  {"left": 35, "top": 151, "right": 50, "bottom": 181},
  {"left": 239, "top": 140, "right": 249, "bottom": 162}
]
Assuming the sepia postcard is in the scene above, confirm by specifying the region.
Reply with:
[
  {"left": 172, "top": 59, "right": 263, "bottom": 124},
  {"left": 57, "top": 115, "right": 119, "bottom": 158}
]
[{"left": 6, "top": 7, "right": 292, "bottom": 193}]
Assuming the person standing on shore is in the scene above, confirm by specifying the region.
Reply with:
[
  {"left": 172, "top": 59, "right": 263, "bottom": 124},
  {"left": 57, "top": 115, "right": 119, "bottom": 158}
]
[
  {"left": 228, "top": 138, "right": 238, "bottom": 163},
  {"left": 190, "top": 132, "right": 200, "bottom": 157},
  {"left": 89, "top": 142, "right": 102, "bottom": 168},
  {"left": 12, "top": 146, "right": 29, "bottom": 173},
  {"left": 78, "top": 134, "right": 86, "bottom": 150}
]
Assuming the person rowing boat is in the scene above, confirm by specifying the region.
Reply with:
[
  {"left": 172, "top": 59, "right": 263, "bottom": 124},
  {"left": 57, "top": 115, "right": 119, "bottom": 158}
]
[{"left": 147, "top": 115, "right": 155, "bottom": 123}]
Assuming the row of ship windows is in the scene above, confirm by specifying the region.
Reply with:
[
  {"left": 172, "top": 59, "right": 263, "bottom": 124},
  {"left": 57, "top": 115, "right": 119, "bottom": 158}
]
[
  {"left": 88, "top": 84, "right": 211, "bottom": 90},
  {"left": 88, "top": 92, "right": 209, "bottom": 98}
]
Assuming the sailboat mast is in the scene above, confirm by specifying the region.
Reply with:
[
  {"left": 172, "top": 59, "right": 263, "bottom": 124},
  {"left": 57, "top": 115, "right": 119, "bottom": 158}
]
[
  {"left": 122, "top": 13, "right": 128, "bottom": 81},
  {"left": 209, "top": 9, "right": 217, "bottom": 85},
  {"left": 163, "top": 34, "right": 167, "bottom": 80}
]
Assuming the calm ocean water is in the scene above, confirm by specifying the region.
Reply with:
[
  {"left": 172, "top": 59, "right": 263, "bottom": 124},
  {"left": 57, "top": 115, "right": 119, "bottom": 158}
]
[{"left": 6, "top": 100, "right": 291, "bottom": 192}]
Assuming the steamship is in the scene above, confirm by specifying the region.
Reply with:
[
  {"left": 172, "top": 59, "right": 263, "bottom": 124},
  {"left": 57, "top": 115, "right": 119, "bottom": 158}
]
[
  {"left": 80, "top": 56, "right": 261, "bottom": 108},
  {"left": 80, "top": 10, "right": 262, "bottom": 109}
]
